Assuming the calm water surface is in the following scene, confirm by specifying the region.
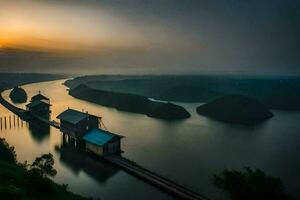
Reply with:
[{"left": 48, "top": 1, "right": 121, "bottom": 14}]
[{"left": 1, "top": 79, "right": 300, "bottom": 200}]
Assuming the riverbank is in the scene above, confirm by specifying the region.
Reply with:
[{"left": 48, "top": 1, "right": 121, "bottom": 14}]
[
  {"left": 69, "top": 84, "right": 191, "bottom": 120},
  {"left": 65, "top": 75, "right": 300, "bottom": 110}
]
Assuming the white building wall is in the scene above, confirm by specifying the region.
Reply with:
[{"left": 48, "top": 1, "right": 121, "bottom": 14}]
[{"left": 86, "top": 142, "right": 103, "bottom": 156}]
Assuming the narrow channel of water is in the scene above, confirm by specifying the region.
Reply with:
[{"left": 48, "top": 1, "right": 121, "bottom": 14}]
[{"left": 1, "top": 79, "right": 300, "bottom": 200}]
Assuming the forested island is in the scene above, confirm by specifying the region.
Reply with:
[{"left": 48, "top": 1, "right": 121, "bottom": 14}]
[
  {"left": 69, "top": 84, "right": 191, "bottom": 120},
  {"left": 65, "top": 75, "right": 300, "bottom": 110},
  {"left": 196, "top": 95, "right": 274, "bottom": 125},
  {"left": 9, "top": 86, "right": 28, "bottom": 103}
]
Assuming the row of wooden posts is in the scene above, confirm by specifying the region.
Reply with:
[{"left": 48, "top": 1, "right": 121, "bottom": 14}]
[{"left": 0, "top": 115, "right": 25, "bottom": 130}]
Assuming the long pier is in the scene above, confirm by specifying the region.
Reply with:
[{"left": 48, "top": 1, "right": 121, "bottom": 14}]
[
  {"left": 0, "top": 90, "right": 209, "bottom": 200},
  {"left": 104, "top": 155, "right": 208, "bottom": 200}
]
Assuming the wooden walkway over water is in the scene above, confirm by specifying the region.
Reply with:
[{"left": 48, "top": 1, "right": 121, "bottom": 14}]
[{"left": 105, "top": 155, "right": 209, "bottom": 200}]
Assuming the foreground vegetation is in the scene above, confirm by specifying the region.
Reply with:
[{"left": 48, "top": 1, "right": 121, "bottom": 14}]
[
  {"left": 0, "top": 138, "right": 87, "bottom": 199},
  {"left": 214, "top": 167, "right": 290, "bottom": 200}
]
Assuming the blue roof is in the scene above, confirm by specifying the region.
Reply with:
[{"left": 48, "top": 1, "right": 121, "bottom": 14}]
[{"left": 83, "top": 129, "right": 115, "bottom": 146}]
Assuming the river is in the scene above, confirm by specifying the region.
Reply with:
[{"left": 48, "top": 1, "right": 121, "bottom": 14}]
[{"left": 0, "top": 79, "right": 300, "bottom": 200}]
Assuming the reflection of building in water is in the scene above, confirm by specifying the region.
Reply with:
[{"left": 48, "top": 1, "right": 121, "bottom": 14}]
[
  {"left": 57, "top": 108, "right": 123, "bottom": 156},
  {"left": 28, "top": 121, "right": 50, "bottom": 143},
  {"left": 26, "top": 92, "right": 51, "bottom": 119},
  {"left": 56, "top": 136, "right": 119, "bottom": 183}
]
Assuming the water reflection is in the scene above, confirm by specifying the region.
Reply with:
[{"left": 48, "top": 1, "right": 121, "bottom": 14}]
[
  {"left": 28, "top": 121, "right": 50, "bottom": 143},
  {"left": 0, "top": 113, "right": 50, "bottom": 143},
  {"left": 56, "top": 135, "right": 120, "bottom": 184}
]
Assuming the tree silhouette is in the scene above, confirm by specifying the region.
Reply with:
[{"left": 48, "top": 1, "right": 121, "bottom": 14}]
[
  {"left": 213, "top": 167, "right": 290, "bottom": 200},
  {"left": 0, "top": 138, "right": 16, "bottom": 163},
  {"left": 31, "top": 153, "right": 57, "bottom": 177}
]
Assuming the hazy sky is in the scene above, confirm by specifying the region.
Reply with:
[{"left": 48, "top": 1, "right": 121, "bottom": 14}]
[{"left": 0, "top": 0, "right": 299, "bottom": 75}]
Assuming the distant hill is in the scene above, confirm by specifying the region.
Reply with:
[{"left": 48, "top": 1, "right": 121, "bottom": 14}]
[
  {"left": 158, "top": 85, "right": 224, "bottom": 102},
  {"left": 0, "top": 73, "right": 68, "bottom": 91},
  {"left": 65, "top": 75, "right": 300, "bottom": 110},
  {"left": 196, "top": 95, "right": 274, "bottom": 125},
  {"left": 69, "top": 84, "right": 191, "bottom": 120},
  {"left": 9, "top": 87, "right": 27, "bottom": 103}
]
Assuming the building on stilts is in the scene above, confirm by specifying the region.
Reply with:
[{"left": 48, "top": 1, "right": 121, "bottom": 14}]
[{"left": 57, "top": 108, "right": 123, "bottom": 156}]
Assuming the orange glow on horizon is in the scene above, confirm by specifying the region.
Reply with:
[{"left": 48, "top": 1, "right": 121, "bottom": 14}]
[
  {"left": 0, "top": 27, "right": 110, "bottom": 53},
  {"left": 0, "top": 1, "right": 149, "bottom": 53},
  {"left": 0, "top": 0, "right": 186, "bottom": 54},
  {"left": 0, "top": 32, "right": 98, "bottom": 53}
]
